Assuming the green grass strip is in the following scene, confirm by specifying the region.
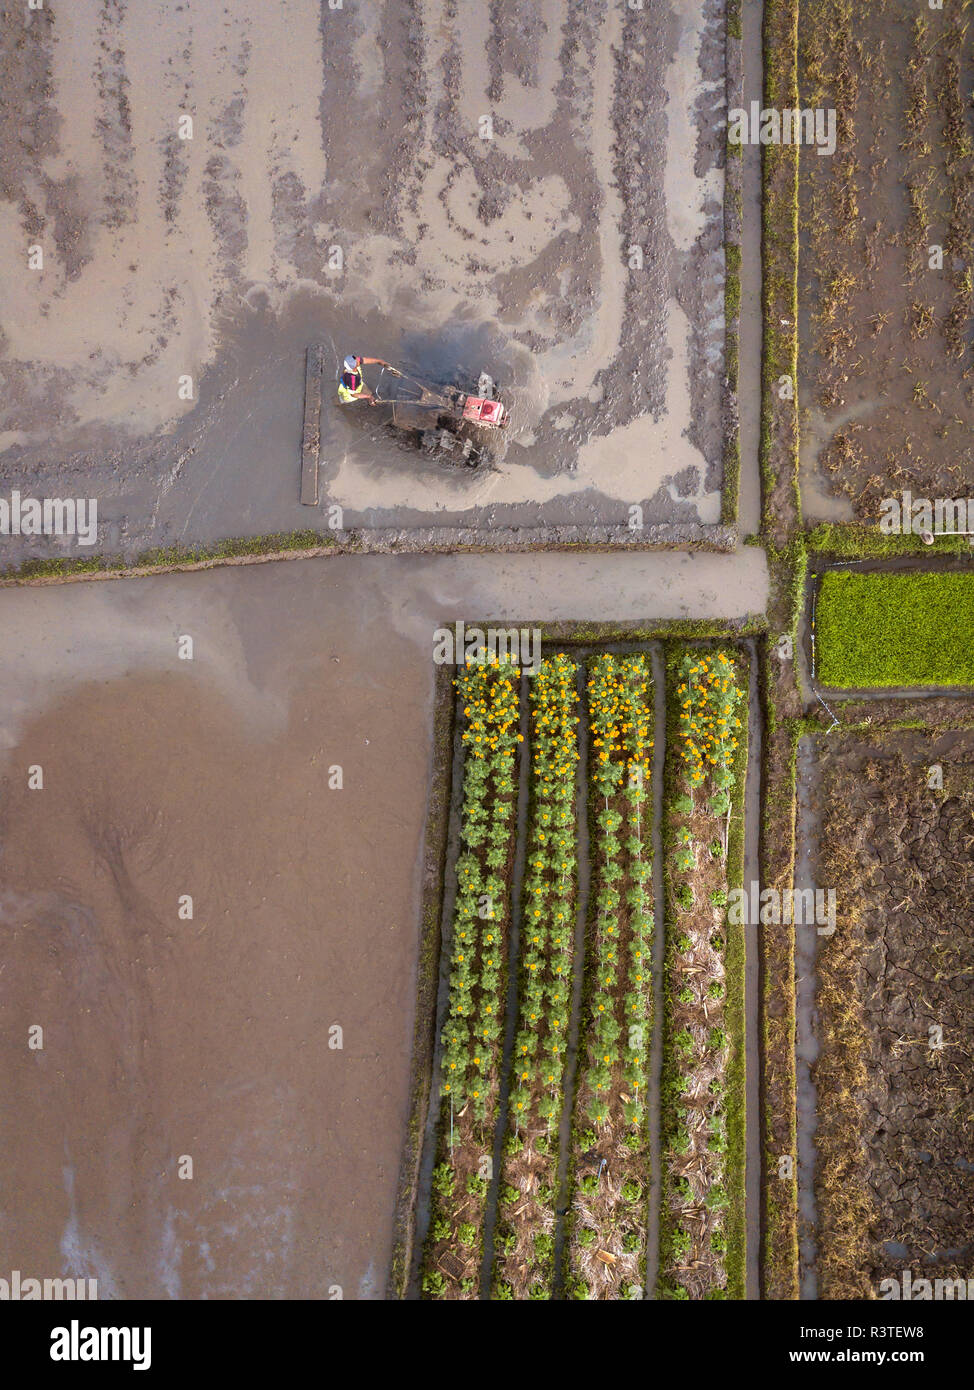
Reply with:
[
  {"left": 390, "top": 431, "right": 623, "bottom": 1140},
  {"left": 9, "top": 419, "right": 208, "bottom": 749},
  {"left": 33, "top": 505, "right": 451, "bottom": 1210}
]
[{"left": 806, "top": 523, "right": 974, "bottom": 559}]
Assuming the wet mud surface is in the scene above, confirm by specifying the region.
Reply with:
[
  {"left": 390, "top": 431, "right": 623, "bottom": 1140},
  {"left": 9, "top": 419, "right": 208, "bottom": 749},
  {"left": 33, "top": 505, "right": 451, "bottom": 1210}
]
[
  {"left": 0, "top": 562, "right": 432, "bottom": 1298},
  {"left": 0, "top": 0, "right": 731, "bottom": 562},
  {"left": 0, "top": 551, "right": 766, "bottom": 1299}
]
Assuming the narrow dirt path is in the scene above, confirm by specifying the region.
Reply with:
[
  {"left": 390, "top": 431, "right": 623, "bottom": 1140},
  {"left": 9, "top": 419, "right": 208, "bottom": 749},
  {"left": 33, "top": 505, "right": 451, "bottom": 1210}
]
[
  {"left": 743, "top": 636, "right": 763, "bottom": 1297},
  {"left": 408, "top": 685, "right": 467, "bottom": 1295}
]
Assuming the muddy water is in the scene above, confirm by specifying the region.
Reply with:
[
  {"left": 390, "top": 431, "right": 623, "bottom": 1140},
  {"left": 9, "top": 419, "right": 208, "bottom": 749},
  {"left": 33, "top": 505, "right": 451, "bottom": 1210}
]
[
  {"left": 391, "top": 549, "right": 770, "bottom": 625},
  {"left": 0, "top": 552, "right": 766, "bottom": 1298},
  {"left": 0, "top": 565, "right": 431, "bottom": 1299},
  {"left": 798, "top": 406, "right": 860, "bottom": 525},
  {"left": 0, "top": 550, "right": 769, "bottom": 752},
  {"left": 410, "top": 681, "right": 468, "bottom": 1293},
  {"left": 1, "top": 0, "right": 731, "bottom": 555}
]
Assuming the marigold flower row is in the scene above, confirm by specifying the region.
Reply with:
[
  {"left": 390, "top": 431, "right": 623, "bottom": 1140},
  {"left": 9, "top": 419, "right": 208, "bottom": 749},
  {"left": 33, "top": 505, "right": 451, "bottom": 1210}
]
[
  {"left": 585, "top": 654, "right": 654, "bottom": 1129},
  {"left": 440, "top": 657, "right": 522, "bottom": 1117},
  {"left": 509, "top": 654, "right": 579, "bottom": 1126},
  {"left": 676, "top": 650, "right": 743, "bottom": 787}
]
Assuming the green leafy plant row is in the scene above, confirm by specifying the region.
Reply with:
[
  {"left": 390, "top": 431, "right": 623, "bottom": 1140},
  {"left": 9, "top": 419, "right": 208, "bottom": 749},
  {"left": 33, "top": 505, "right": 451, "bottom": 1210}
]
[
  {"left": 422, "top": 656, "right": 522, "bottom": 1300},
  {"left": 565, "top": 653, "right": 655, "bottom": 1301},
  {"left": 659, "top": 647, "right": 747, "bottom": 1300},
  {"left": 492, "top": 654, "right": 580, "bottom": 1300}
]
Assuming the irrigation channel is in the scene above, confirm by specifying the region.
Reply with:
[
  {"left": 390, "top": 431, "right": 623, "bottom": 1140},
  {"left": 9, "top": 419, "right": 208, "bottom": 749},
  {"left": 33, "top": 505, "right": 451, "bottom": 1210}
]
[
  {"left": 408, "top": 638, "right": 764, "bottom": 1298},
  {"left": 409, "top": 682, "right": 469, "bottom": 1287}
]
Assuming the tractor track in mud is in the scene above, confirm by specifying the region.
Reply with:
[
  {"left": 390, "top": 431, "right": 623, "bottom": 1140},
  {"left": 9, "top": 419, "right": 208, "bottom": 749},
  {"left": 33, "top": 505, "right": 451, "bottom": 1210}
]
[{"left": 1, "top": 0, "right": 734, "bottom": 557}]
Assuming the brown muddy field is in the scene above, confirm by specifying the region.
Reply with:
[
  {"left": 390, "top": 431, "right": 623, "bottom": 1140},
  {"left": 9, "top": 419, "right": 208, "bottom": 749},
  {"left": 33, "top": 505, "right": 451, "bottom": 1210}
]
[
  {"left": 0, "top": 552, "right": 766, "bottom": 1300},
  {"left": 797, "top": 0, "right": 974, "bottom": 523},
  {"left": 812, "top": 731, "right": 974, "bottom": 1299},
  {"left": 0, "top": 0, "right": 731, "bottom": 563},
  {"left": 0, "top": 561, "right": 433, "bottom": 1298}
]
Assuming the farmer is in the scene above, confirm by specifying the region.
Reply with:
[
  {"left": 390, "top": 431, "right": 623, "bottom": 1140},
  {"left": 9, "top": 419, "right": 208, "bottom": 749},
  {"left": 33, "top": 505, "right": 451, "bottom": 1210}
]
[{"left": 337, "top": 354, "right": 395, "bottom": 404}]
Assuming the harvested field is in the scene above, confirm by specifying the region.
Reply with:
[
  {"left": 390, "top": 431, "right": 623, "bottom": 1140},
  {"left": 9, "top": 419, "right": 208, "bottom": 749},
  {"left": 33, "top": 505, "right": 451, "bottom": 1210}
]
[
  {"left": 797, "top": 0, "right": 974, "bottom": 522},
  {"left": 1, "top": 0, "right": 735, "bottom": 560},
  {"left": 812, "top": 732, "right": 974, "bottom": 1300}
]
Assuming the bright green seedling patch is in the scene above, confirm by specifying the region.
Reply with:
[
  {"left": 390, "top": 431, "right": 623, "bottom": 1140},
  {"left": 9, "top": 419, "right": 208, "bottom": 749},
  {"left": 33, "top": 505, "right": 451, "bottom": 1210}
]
[{"left": 817, "top": 572, "right": 974, "bottom": 688}]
